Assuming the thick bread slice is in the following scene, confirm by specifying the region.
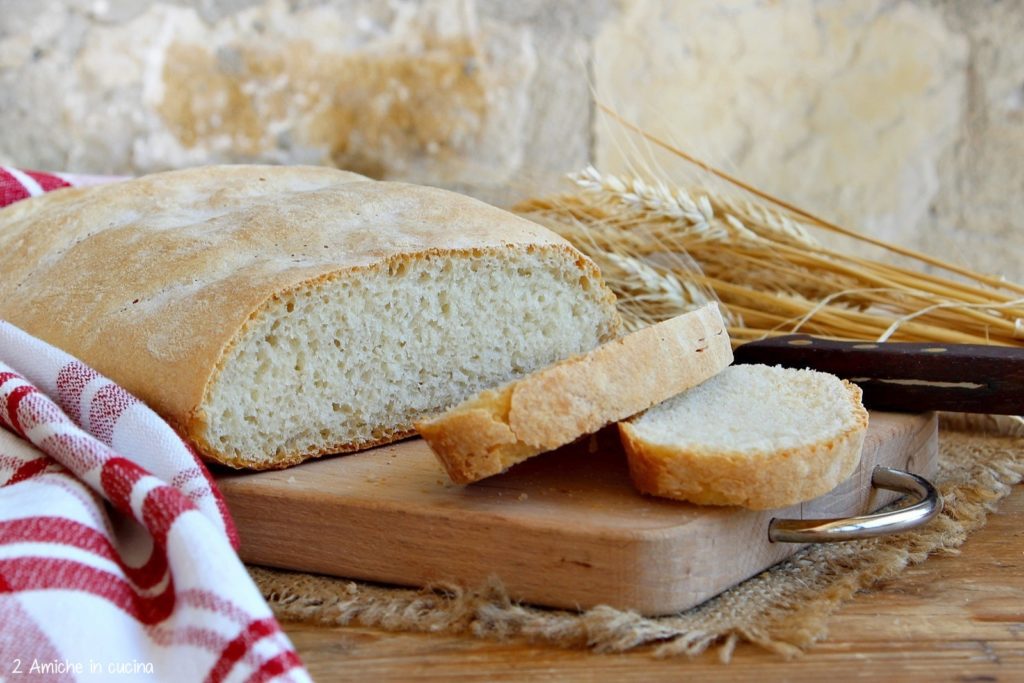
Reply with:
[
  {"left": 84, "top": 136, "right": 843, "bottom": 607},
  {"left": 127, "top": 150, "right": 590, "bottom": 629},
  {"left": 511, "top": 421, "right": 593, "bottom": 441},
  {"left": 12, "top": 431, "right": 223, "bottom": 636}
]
[
  {"left": 416, "top": 303, "right": 732, "bottom": 484},
  {"left": 0, "top": 165, "right": 621, "bottom": 469},
  {"left": 619, "top": 364, "right": 869, "bottom": 509}
]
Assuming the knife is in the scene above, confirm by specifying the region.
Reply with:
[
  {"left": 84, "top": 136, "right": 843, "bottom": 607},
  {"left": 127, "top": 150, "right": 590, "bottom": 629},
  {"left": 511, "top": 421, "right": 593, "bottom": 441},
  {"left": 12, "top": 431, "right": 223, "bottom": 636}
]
[{"left": 732, "top": 334, "right": 1024, "bottom": 415}]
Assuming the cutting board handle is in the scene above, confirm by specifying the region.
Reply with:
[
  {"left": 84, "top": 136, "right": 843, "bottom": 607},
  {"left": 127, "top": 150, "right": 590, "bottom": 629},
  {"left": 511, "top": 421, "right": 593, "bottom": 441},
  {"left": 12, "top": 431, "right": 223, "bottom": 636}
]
[{"left": 768, "top": 467, "right": 941, "bottom": 543}]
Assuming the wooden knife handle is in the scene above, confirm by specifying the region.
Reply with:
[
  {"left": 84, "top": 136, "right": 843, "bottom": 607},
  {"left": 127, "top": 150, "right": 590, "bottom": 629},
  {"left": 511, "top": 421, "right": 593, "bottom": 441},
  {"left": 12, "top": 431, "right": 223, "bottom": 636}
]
[{"left": 733, "top": 335, "right": 1024, "bottom": 415}]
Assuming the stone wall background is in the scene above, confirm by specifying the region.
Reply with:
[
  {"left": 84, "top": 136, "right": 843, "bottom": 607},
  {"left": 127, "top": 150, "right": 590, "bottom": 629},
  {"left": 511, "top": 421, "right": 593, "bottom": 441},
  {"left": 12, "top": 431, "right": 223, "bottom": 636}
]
[{"left": 1, "top": 0, "right": 1021, "bottom": 280}]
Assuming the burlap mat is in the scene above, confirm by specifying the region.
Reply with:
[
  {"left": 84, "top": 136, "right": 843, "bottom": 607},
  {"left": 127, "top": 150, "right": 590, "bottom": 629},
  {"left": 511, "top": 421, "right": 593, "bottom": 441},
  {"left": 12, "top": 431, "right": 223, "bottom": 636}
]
[{"left": 250, "top": 414, "right": 1024, "bottom": 659}]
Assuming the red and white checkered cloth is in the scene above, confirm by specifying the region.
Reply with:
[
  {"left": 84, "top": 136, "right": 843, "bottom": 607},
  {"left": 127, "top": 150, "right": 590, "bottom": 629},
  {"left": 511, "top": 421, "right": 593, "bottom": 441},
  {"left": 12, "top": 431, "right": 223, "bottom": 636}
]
[{"left": 0, "top": 169, "right": 310, "bottom": 681}]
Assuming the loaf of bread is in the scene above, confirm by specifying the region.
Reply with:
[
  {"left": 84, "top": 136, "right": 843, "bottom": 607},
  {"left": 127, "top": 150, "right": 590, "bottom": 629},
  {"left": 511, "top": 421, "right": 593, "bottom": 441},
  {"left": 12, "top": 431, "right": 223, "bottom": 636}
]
[
  {"left": 416, "top": 303, "right": 732, "bottom": 483},
  {"left": 619, "top": 364, "right": 869, "bottom": 509},
  {"left": 0, "top": 165, "right": 621, "bottom": 469}
]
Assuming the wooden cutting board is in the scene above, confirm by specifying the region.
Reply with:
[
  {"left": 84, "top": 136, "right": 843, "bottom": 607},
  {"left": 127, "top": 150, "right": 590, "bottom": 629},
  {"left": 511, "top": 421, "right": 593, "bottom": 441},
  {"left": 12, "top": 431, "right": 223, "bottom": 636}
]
[{"left": 217, "top": 411, "right": 938, "bottom": 616}]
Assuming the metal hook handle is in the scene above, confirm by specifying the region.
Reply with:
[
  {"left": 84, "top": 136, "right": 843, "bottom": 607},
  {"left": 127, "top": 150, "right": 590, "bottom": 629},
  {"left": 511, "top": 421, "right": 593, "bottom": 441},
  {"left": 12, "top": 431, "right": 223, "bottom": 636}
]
[{"left": 768, "top": 466, "right": 942, "bottom": 543}]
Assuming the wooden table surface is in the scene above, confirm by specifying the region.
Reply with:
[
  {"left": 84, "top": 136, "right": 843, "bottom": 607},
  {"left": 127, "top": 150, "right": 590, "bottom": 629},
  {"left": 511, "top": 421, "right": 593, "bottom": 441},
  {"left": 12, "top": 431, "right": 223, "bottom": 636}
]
[{"left": 283, "top": 485, "right": 1024, "bottom": 682}]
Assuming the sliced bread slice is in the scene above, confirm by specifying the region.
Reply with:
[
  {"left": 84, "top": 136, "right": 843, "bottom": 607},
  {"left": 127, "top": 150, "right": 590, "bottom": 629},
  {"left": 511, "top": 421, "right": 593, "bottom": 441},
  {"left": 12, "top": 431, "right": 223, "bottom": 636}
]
[
  {"left": 618, "top": 364, "right": 869, "bottom": 509},
  {"left": 416, "top": 303, "right": 732, "bottom": 484}
]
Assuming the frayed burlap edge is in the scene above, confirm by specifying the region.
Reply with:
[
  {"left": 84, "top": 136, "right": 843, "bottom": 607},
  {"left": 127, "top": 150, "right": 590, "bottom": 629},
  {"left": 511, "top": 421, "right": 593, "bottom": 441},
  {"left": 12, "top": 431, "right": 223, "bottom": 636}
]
[{"left": 250, "top": 414, "right": 1024, "bottom": 660}]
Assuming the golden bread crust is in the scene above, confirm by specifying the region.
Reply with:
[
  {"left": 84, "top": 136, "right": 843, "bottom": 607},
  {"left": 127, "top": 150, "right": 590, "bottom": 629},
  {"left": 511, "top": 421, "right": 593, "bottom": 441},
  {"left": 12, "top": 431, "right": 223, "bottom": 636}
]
[
  {"left": 416, "top": 303, "right": 732, "bottom": 483},
  {"left": 0, "top": 165, "right": 619, "bottom": 467},
  {"left": 618, "top": 380, "right": 869, "bottom": 509}
]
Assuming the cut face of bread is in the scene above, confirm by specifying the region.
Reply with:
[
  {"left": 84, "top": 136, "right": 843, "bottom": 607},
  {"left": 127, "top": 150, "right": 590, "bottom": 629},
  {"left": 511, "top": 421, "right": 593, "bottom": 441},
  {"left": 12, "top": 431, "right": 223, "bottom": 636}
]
[
  {"left": 0, "top": 165, "right": 620, "bottom": 469},
  {"left": 201, "top": 249, "right": 618, "bottom": 467},
  {"left": 619, "top": 364, "right": 869, "bottom": 509},
  {"left": 417, "top": 303, "right": 732, "bottom": 484}
]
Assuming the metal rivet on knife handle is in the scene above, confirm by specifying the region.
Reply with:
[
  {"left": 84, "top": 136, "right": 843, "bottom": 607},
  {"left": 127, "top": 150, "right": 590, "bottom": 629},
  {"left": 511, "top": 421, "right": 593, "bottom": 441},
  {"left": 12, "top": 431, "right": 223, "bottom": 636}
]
[{"left": 768, "top": 466, "right": 942, "bottom": 543}]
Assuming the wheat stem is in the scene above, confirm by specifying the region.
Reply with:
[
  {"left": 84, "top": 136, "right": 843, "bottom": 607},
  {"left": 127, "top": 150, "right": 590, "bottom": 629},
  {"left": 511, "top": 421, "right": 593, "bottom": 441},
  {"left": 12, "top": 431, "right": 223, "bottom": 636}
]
[
  {"left": 596, "top": 103, "right": 1024, "bottom": 296},
  {"left": 515, "top": 163, "right": 1024, "bottom": 348}
]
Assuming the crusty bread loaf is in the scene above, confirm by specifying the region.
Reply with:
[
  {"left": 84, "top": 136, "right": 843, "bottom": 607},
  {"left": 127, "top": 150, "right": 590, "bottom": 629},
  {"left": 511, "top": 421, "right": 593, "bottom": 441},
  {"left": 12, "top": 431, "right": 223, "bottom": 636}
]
[
  {"left": 619, "top": 364, "right": 869, "bottom": 509},
  {"left": 0, "top": 165, "right": 621, "bottom": 469},
  {"left": 416, "top": 303, "right": 732, "bottom": 483}
]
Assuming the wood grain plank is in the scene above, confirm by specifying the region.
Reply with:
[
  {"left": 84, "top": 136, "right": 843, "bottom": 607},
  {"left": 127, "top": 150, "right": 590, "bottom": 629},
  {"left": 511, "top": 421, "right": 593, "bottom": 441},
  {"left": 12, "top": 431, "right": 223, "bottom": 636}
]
[
  {"left": 220, "top": 412, "right": 937, "bottom": 615},
  {"left": 282, "top": 486, "right": 1024, "bottom": 682}
]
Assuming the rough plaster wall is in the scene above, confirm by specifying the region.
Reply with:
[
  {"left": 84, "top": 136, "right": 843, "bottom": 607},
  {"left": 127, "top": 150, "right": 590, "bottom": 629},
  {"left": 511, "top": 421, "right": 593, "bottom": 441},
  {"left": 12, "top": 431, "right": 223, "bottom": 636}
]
[
  {"left": 593, "top": 0, "right": 1022, "bottom": 281},
  {"left": 0, "top": 0, "right": 1020, "bottom": 280},
  {"left": 925, "top": 0, "right": 1024, "bottom": 280},
  {"left": 595, "top": 1, "right": 968, "bottom": 266},
  {"left": 0, "top": 0, "right": 542, "bottom": 187}
]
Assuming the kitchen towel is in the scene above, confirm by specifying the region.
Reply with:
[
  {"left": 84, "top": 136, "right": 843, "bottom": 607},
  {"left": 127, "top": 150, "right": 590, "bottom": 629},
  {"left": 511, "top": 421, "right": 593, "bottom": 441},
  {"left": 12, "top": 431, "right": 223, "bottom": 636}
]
[{"left": 0, "top": 169, "right": 309, "bottom": 681}]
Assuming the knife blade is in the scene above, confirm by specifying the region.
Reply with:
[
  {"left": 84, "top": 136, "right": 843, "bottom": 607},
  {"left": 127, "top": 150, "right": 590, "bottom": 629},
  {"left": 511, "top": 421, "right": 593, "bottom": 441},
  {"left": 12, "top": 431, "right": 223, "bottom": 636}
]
[{"left": 732, "top": 334, "right": 1024, "bottom": 415}]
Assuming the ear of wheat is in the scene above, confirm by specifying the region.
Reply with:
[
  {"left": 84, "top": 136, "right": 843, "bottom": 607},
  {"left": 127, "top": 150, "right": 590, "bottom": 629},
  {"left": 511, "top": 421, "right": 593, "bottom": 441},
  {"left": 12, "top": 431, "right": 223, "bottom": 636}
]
[{"left": 516, "top": 165, "right": 1024, "bottom": 346}]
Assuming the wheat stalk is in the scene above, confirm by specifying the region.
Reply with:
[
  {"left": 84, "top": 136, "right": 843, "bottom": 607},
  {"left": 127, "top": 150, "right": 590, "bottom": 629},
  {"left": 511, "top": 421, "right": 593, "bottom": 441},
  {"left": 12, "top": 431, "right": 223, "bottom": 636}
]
[
  {"left": 517, "top": 167, "right": 1024, "bottom": 347},
  {"left": 596, "top": 103, "right": 1024, "bottom": 296}
]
